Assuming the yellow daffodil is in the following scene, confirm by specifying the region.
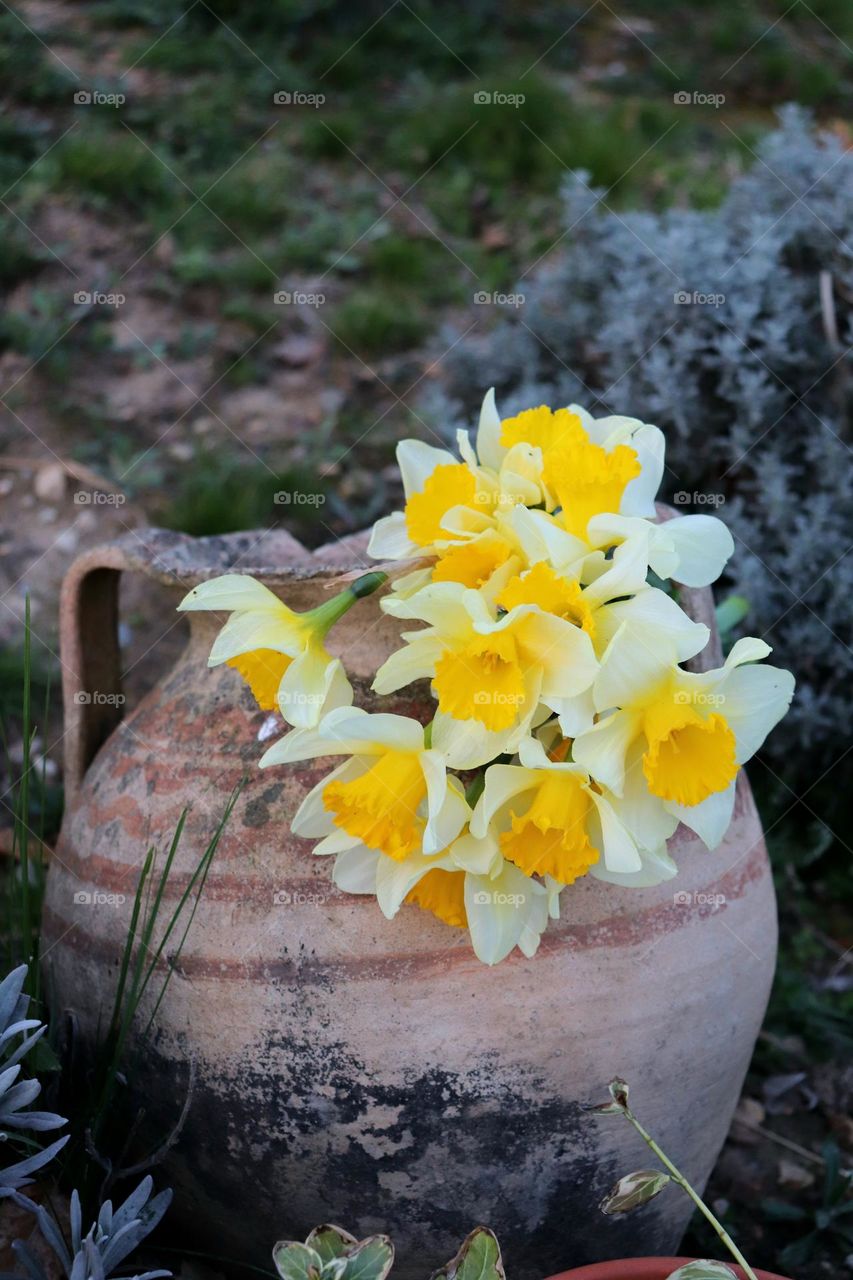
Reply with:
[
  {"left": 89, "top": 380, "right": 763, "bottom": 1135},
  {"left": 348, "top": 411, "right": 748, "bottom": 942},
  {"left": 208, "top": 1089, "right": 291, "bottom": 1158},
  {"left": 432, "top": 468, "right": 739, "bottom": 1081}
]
[
  {"left": 573, "top": 632, "right": 795, "bottom": 849},
  {"left": 259, "top": 706, "right": 468, "bottom": 858},
  {"left": 470, "top": 734, "right": 660, "bottom": 885},
  {"left": 376, "top": 581, "right": 598, "bottom": 768},
  {"left": 177, "top": 572, "right": 386, "bottom": 728},
  {"left": 475, "top": 391, "right": 666, "bottom": 528},
  {"left": 328, "top": 825, "right": 555, "bottom": 965}
]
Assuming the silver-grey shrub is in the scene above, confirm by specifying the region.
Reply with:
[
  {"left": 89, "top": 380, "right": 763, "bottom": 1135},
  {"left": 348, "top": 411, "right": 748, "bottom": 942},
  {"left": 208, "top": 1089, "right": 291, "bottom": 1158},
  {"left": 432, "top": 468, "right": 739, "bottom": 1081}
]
[{"left": 436, "top": 106, "right": 853, "bottom": 802}]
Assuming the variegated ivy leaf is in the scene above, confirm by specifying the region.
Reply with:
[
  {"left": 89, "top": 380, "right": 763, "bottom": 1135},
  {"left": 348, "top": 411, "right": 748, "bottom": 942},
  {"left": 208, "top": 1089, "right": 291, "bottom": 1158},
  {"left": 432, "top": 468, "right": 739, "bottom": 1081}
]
[
  {"left": 666, "top": 1263, "right": 738, "bottom": 1280},
  {"left": 306, "top": 1227, "right": 360, "bottom": 1266},
  {"left": 273, "top": 1242, "right": 325, "bottom": 1280},
  {"left": 338, "top": 1236, "right": 394, "bottom": 1280},
  {"left": 430, "top": 1228, "right": 505, "bottom": 1280},
  {"left": 600, "top": 1169, "right": 672, "bottom": 1214}
]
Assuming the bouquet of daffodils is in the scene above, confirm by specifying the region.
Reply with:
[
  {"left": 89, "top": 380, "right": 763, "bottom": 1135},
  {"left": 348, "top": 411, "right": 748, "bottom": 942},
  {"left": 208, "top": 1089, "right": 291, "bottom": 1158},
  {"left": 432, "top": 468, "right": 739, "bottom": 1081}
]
[{"left": 179, "top": 392, "right": 794, "bottom": 965}]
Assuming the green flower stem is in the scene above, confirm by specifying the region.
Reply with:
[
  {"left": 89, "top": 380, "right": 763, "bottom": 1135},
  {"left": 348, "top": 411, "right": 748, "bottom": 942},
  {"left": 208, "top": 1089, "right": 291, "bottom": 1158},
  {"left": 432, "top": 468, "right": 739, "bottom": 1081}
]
[
  {"left": 310, "top": 572, "right": 388, "bottom": 635},
  {"left": 622, "top": 1104, "right": 758, "bottom": 1280}
]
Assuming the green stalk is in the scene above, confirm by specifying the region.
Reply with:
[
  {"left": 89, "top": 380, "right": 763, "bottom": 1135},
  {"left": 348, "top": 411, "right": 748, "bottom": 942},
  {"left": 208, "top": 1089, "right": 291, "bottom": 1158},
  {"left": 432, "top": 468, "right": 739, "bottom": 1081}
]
[
  {"left": 309, "top": 571, "right": 388, "bottom": 637},
  {"left": 621, "top": 1102, "right": 758, "bottom": 1280},
  {"left": 17, "top": 596, "right": 32, "bottom": 976}
]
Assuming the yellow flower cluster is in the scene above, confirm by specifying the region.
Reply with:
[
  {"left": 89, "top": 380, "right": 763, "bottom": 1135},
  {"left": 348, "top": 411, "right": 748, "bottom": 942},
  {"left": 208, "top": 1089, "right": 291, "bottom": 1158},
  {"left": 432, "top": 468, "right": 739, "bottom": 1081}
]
[{"left": 180, "top": 392, "right": 794, "bottom": 965}]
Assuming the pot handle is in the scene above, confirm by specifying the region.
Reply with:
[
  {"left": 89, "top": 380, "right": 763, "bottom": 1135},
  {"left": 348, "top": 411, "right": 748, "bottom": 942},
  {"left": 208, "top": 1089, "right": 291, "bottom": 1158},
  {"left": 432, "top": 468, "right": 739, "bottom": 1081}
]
[
  {"left": 58, "top": 530, "right": 191, "bottom": 808},
  {"left": 59, "top": 525, "right": 317, "bottom": 807}
]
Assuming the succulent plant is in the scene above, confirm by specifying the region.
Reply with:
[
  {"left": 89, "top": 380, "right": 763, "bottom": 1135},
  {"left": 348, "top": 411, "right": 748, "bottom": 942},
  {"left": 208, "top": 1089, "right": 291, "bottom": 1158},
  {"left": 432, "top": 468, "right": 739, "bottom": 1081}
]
[
  {"left": 0, "top": 964, "right": 67, "bottom": 1190},
  {"left": 7, "top": 1176, "right": 173, "bottom": 1280},
  {"left": 273, "top": 1226, "right": 504, "bottom": 1280},
  {"left": 273, "top": 1224, "right": 395, "bottom": 1280}
]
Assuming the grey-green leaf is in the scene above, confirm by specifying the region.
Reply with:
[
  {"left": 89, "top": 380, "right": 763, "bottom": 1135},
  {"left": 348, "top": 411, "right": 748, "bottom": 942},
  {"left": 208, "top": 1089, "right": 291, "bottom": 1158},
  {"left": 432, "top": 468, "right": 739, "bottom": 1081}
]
[
  {"left": 666, "top": 1263, "right": 739, "bottom": 1280},
  {"left": 306, "top": 1226, "right": 360, "bottom": 1266},
  {"left": 600, "top": 1169, "right": 672, "bottom": 1214},
  {"left": 272, "top": 1242, "right": 324, "bottom": 1280},
  {"left": 431, "top": 1228, "right": 505, "bottom": 1280},
  {"left": 338, "top": 1237, "right": 394, "bottom": 1280}
]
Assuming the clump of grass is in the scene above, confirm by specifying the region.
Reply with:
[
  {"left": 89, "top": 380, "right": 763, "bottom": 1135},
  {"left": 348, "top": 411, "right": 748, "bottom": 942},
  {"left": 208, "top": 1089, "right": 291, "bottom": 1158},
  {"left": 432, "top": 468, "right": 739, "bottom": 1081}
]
[
  {"left": 53, "top": 129, "right": 173, "bottom": 207},
  {"left": 331, "top": 289, "right": 432, "bottom": 356},
  {"left": 158, "top": 450, "right": 329, "bottom": 537}
]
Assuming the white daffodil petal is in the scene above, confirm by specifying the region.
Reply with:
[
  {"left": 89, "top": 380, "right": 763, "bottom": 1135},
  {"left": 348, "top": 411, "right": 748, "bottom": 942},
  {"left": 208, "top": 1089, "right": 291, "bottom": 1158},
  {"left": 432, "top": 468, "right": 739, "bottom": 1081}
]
[
  {"left": 290, "top": 759, "right": 360, "bottom": 837},
  {"left": 581, "top": 535, "right": 650, "bottom": 606},
  {"left": 367, "top": 512, "right": 419, "bottom": 561},
  {"left": 591, "top": 845, "right": 678, "bottom": 887},
  {"left": 471, "top": 763, "right": 539, "bottom": 837},
  {"left": 719, "top": 664, "right": 796, "bottom": 763},
  {"left": 397, "top": 439, "right": 458, "bottom": 498},
  {"left": 278, "top": 648, "right": 352, "bottom": 728},
  {"left": 476, "top": 387, "right": 504, "bottom": 471},
  {"left": 616, "top": 738, "right": 680, "bottom": 851},
  {"left": 594, "top": 622, "right": 676, "bottom": 712},
  {"left": 431, "top": 711, "right": 516, "bottom": 771},
  {"left": 312, "top": 827, "right": 362, "bottom": 857},
  {"left": 621, "top": 424, "right": 665, "bottom": 518},
  {"left": 597, "top": 590, "right": 710, "bottom": 664},
  {"left": 660, "top": 515, "right": 734, "bottom": 587},
  {"left": 666, "top": 780, "right": 737, "bottom": 851},
  {"left": 372, "top": 633, "right": 445, "bottom": 696},
  {"left": 177, "top": 574, "right": 287, "bottom": 614},
  {"left": 448, "top": 831, "right": 502, "bottom": 876},
  {"left": 519, "top": 612, "right": 598, "bottom": 699},
  {"left": 588, "top": 790, "right": 643, "bottom": 872},
  {"left": 333, "top": 846, "right": 381, "bottom": 895},
  {"left": 725, "top": 636, "right": 773, "bottom": 668},
  {"left": 208, "top": 612, "right": 303, "bottom": 664},
  {"left": 375, "top": 849, "right": 450, "bottom": 918},
  {"left": 573, "top": 710, "right": 639, "bottom": 797}
]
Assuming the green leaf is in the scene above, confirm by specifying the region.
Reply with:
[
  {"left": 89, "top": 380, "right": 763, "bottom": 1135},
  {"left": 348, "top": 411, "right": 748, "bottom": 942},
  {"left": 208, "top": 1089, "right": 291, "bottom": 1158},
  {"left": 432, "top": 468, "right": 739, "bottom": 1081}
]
[
  {"left": 338, "top": 1237, "right": 394, "bottom": 1280},
  {"left": 307, "top": 1226, "right": 360, "bottom": 1266},
  {"left": 715, "top": 595, "right": 749, "bottom": 637},
  {"left": 600, "top": 1169, "right": 671, "bottom": 1214},
  {"left": 431, "top": 1228, "right": 505, "bottom": 1280},
  {"left": 273, "top": 1242, "right": 324, "bottom": 1280},
  {"left": 666, "top": 1264, "right": 738, "bottom": 1280}
]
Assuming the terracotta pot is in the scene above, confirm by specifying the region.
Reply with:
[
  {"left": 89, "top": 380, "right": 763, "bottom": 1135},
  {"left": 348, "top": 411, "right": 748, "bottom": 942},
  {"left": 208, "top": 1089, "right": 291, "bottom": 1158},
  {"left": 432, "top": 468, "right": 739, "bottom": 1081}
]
[
  {"left": 547, "top": 1260, "right": 791, "bottom": 1280},
  {"left": 42, "top": 527, "right": 778, "bottom": 1280}
]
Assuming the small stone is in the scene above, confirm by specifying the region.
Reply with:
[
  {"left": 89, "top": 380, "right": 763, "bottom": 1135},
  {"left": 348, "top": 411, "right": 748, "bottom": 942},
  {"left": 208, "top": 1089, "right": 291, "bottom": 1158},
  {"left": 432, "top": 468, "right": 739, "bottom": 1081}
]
[
  {"left": 34, "top": 463, "right": 67, "bottom": 503},
  {"left": 273, "top": 334, "right": 325, "bottom": 367}
]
